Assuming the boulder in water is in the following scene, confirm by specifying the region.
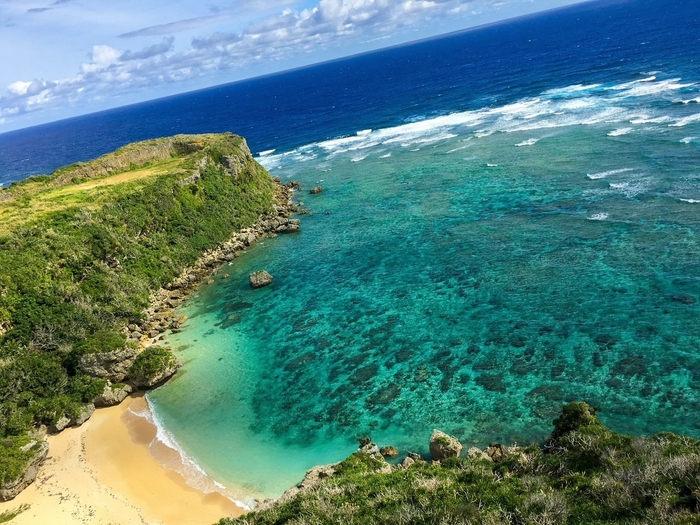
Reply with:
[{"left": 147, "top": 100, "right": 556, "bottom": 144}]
[
  {"left": 429, "top": 429, "right": 463, "bottom": 461},
  {"left": 250, "top": 270, "right": 274, "bottom": 288}
]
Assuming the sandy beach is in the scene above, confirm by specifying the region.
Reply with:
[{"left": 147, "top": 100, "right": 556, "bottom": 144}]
[{"left": 0, "top": 395, "right": 245, "bottom": 525}]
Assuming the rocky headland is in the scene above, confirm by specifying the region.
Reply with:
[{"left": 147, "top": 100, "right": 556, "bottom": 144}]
[{"left": 0, "top": 133, "right": 302, "bottom": 501}]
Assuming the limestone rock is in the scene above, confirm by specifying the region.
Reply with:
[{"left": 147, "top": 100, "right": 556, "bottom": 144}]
[
  {"left": 0, "top": 440, "right": 49, "bottom": 501},
  {"left": 380, "top": 446, "right": 399, "bottom": 458},
  {"left": 50, "top": 416, "right": 71, "bottom": 433},
  {"left": 72, "top": 404, "right": 95, "bottom": 426},
  {"left": 359, "top": 442, "right": 380, "bottom": 456},
  {"left": 93, "top": 382, "right": 133, "bottom": 407},
  {"left": 467, "top": 447, "right": 492, "bottom": 461},
  {"left": 78, "top": 346, "right": 140, "bottom": 382},
  {"left": 485, "top": 443, "right": 518, "bottom": 462},
  {"left": 260, "top": 463, "right": 338, "bottom": 511},
  {"left": 130, "top": 357, "right": 181, "bottom": 389},
  {"left": 309, "top": 186, "right": 323, "bottom": 194},
  {"left": 429, "top": 429, "right": 463, "bottom": 461},
  {"left": 399, "top": 456, "right": 415, "bottom": 469},
  {"left": 250, "top": 270, "right": 273, "bottom": 288}
]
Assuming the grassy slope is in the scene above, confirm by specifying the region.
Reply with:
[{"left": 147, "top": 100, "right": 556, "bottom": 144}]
[
  {"left": 222, "top": 403, "right": 700, "bottom": 525},
  {"left": 0, "top": 133, "right": 276, "bottom": 484}
]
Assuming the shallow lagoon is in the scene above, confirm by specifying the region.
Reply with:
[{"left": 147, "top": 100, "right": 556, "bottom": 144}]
[{"left": 148, "top": 77, "right": 700, "bottom": 499}]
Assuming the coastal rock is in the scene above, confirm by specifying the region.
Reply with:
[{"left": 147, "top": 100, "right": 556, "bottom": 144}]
[
  {"left": 399, "top": 456, "right": 416, "bottom": 469},
  {"left": 309, "top": 186, "right": 323, "bottom": 194},
  {"left": 50, "top": 416, "right": 71, "bottom": 433},
  {"left": 485, "top": 443, "right": 518, "bottom": 462},
  {"left": 130, "top": 358, "right": 181, "bottom": 389},
  {"left": 250, "top": 270, "right": 274, "bottom": 288},
  {"left": 407, "top": 452, "right": 425, "bottom": 462},
  {"left": 0, "top": 440, "right": 49, "bottom": 501},
  {"left": 93, "top": 382, "right": 133, "bottom": 407},
  {"left": 260, "top": 463, "right": 338, "bottom": 511},
  {"left": 429, "top": 429, "right": 463, "bottom": 461},
  {"left": 380, "top": 446, "right": 399, "bottom": 458},
  {"left": 71, "top": 404, "right": 95, "bottom": 426},
  {"left": 359, "top": 442, "right": 381, "bottom": 455},
  {"left": 467, "top": 447, "right": 492, "bottom": 461},
  {"left": 78, "top": 346, "right": 140, "bottom": 382}
]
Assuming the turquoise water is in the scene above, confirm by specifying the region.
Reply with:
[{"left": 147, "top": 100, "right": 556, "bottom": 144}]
[{"left": 148, "top": 77, "right": 700, "bottom": 499}]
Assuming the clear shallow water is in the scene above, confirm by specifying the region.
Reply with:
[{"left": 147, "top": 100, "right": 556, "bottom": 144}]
[{"left": 149, "top": 73, "right": 700, "bottom": 497}]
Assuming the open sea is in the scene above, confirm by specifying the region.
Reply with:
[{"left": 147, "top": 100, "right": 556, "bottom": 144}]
[{"left": 2, "top": 0, "right": 700, "bottom": 506}]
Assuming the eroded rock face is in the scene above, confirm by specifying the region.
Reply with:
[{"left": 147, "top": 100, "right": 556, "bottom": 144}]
[
  {"left": 78, "top": 346, "right": 140, "bottom": 382},
  {"left": 485, "top": 443, "right": 519, "bottom": 462},
  {"left": 93, "top": 382, "right": 134, "bottom": 407},
  {"left": 467, "top": 447, "right": 492, "bottom": 461},
  {"left": 380, "top": 446, "right": 399, "bottom": 458},
  {"left": 429, "top": 429, "right": 463, "bottom": 461},
  {"left": 50, "top": 416, "right": 71, "bottom": 433},
  {"left": 72, "top": 404, "right": 95, "bottom": 427},
  {"left": 130, "top": 360, "right": 181, "bottom": 390},
  {"left": 0, "top": 440, "right": 49, "bottom": 501},
  {"left": 250, "top": 270, "right": 274, "bottom": 288}
]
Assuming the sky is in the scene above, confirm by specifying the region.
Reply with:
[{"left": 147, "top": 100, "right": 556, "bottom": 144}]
[{"left": 0, "top": 0, "right": 589, "bottom": 132}]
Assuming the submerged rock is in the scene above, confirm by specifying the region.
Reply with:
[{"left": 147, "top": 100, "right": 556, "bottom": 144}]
[
  {"left": 309, "top": 186, "right": 323, "bottom": 194},
  {"left": 250, "top": 270, "right": 274, "bottom": 288},
  {"left": 672, "top": 293, "right": 696, "bottom": 304},
  {"left": 429, "top": 429, "right": 463, "bottom": 461}
]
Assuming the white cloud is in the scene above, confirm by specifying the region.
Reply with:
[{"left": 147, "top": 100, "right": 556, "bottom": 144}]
[
  {"left": 0, "top": 0, "right": 586, "bottom": 127},
  {"left": 81, "top": 45, "right": 123, "bottom": 73},
  {"left": 7, "top": 80, "right": 32, "bottom": 95}
]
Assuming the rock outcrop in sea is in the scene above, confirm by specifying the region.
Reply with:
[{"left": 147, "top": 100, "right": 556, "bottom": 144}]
[{"left": 250, "top": 270, "right": 274, "bottom": 288}]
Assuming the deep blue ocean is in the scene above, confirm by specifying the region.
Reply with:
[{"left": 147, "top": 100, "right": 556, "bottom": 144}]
[{"left": 3, "top": 0, "right": 700, "bottom": 506}]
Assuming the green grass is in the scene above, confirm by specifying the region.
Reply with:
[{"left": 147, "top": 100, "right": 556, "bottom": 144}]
[
  {"left": 219, "top": 403, "right": 700, "bottom": 525},
  {"left": 0, "top": 504, "right": 30, "bottom": 523}
]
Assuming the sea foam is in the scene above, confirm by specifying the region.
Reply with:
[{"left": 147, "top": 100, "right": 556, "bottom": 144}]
[{"left": 134, "top": 397, "right": 255, "bottom": 510}]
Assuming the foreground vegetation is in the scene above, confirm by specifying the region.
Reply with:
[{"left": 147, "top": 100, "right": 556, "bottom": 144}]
[
  {"left": 0, "top": 133, "right": 276, "bottom": 485},
  {"left": 221, "top": 403, "right": 700, "bottom": 525}
]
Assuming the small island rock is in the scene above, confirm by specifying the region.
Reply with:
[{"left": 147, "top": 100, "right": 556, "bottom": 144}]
[
  {"left": 309, "top": 186, "right": 323, "bottom": 194},
  {"left": 429, "top": 429, "right": 463, "bottom": 461},
  {"left": 380, "top": 446, "right": 399, "bottom": 458},
  {"left": 250, "top": 270, "right": 274, "bottom": 288}
]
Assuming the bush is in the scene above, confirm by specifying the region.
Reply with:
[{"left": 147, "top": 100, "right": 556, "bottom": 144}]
[
  {"left": 128, "top": 347, "right": 177, "bottom": 384},
  {"left": 220, "top": 403, "right": 700, "bottom": 525}
]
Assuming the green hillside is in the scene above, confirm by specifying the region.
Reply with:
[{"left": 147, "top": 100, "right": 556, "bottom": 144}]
[{"left": 0, "top": 133, "right": 276, "bottom": 489}]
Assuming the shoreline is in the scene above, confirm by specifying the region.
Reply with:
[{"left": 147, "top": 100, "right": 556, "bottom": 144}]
[
  {"left": 139, "top": 393, "right": 267, "bottom": 510},
  {"left": 128, "top": 181, "right": 300, "bottom": 349},
  {"left": 0, "top": 394, "right": 246, "bottom": 525},
  {"left": 1, "top": 179, "right": 302, "bottom": 518}
]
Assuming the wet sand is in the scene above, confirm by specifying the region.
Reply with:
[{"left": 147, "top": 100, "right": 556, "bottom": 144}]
[{"left": 0, "top": 395, "right": 245, "bottom": 525}]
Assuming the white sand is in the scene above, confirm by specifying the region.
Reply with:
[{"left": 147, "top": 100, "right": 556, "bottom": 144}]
[{"left": 0, "top": 395, "right": 245, "bottom": 525}]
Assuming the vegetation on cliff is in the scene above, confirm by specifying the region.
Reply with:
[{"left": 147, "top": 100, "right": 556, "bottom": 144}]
[
  {"left": 0, "top": 133, "right": 276, "bottom": 487},
  {"left": 221, "top": 403, "right": 700, "bottom": 525}
]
